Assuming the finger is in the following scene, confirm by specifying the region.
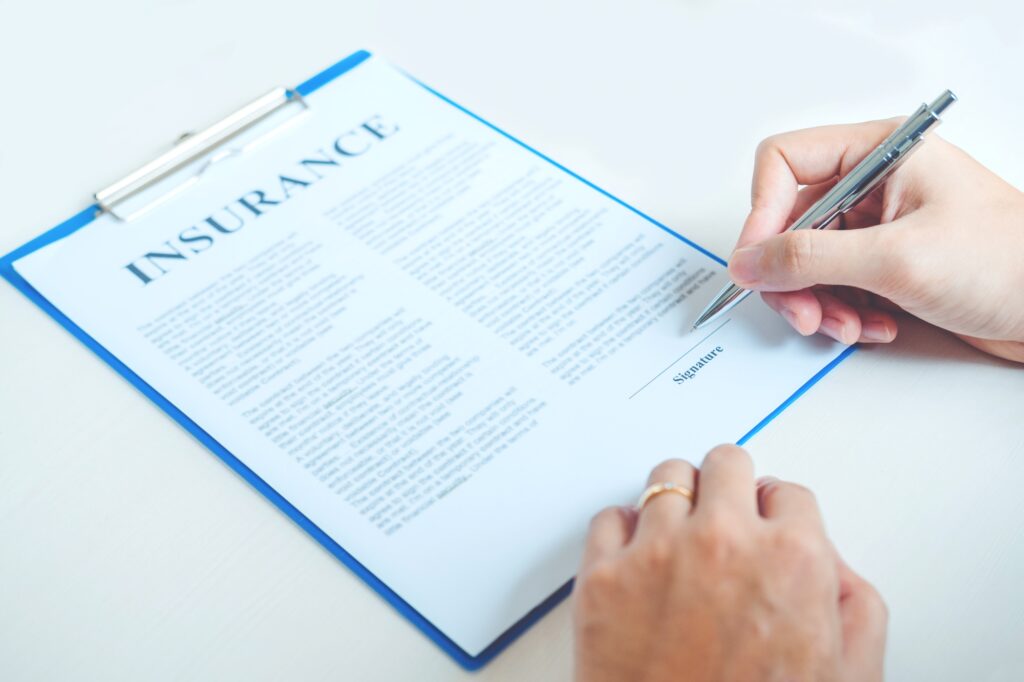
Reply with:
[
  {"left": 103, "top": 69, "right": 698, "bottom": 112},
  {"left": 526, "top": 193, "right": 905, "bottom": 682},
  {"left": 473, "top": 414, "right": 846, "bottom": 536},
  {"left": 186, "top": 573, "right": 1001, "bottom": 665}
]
[
  {"left": 837, "top": 557, "right": 888, "bottom": 680},
  {"left": 787, "top": 180, "right": 837, "bottom": 226},
  {"left": 842, "top": 197, "right": 887, "bottom": 230},
  {"left": 826, "top": 288, "right": 899, "bottom": 343},
  {"left": 729, "top": 219, "right": 911, "bottom": 294},
  {"left": 762, "top": 287, "right": 899, "bottom": 344},
  {"left": 762, "top": 290, "right": 824, "bottom": 336},
  {"left": 635, "top": 459, "right": 697, "bottom": 540},
  {"left": 756, "top": 476, "right": 824, "bottom": 530},
  {"left": 694, "top": 445, "right": 757, "bottom": 517},
  {"left": 737, "top": 119, "right": 903, "bottom": 249},
  {"left": 856, "top": 308, "right": 898, "bottom": 344},
  {"left": 815, "top": 289, "right": 862, "bottom": 345},
  {"left": 581, "top": 506, "right": 637, "bottom": 569}
]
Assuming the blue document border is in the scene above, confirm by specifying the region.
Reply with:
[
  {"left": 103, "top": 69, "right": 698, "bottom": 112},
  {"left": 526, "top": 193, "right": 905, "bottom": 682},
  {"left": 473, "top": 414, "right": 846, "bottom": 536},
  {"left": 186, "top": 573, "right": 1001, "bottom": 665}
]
[{"left": 0, "top": 49, "right": 856, "bottom": 671}]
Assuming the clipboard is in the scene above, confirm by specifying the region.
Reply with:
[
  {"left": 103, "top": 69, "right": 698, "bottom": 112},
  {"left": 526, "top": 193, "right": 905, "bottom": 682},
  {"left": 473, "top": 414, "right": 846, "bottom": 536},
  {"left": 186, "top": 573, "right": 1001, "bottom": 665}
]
[{"left": 0, "top": 49, "right": 857, "bottom": 670}]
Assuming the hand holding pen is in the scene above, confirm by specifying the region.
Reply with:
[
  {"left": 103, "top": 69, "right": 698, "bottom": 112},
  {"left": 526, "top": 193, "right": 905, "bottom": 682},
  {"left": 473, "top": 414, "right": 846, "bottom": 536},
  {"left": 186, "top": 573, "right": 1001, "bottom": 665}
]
[{"left": 694, "top": 96, "right": 1024, "bottom": 363}]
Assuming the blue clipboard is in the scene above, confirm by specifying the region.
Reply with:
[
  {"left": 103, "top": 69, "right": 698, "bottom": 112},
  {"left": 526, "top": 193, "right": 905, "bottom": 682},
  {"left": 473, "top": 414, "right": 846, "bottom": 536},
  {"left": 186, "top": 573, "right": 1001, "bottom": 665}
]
[{"left": 0, "top": 49, "right": 857, "bottom": 670}]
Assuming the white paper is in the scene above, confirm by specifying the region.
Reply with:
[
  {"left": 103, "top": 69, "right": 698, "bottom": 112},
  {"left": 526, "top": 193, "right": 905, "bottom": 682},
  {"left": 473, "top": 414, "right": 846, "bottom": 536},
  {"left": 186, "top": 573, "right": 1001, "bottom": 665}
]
[{"left": 14, "top": 56, "right": 848, "bottom": 656}]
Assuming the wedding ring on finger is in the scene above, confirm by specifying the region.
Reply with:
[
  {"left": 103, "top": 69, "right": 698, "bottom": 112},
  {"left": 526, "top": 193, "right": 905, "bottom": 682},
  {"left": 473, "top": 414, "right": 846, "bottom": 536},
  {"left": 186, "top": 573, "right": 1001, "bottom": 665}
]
[{"left": 637, "top": 482, "right": 695, "bottom": 510}]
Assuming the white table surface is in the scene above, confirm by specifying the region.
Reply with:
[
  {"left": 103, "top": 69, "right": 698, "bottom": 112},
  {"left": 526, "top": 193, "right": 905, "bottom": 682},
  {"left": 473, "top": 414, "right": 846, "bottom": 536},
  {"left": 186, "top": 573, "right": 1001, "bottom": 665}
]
[{"left": 2, "top": 1, "right": 1023, "bottom": 679}]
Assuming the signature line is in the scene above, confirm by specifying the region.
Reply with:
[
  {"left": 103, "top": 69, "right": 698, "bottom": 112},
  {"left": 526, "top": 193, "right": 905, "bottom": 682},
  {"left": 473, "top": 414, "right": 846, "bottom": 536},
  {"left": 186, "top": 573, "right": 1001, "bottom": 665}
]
[{"left": 628, "top": 318, "right": 732, "bottom": 400}]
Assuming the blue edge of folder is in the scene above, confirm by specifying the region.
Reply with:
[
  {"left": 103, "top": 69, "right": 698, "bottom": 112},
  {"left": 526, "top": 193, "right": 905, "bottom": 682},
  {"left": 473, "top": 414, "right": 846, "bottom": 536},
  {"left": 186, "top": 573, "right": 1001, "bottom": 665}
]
[{"left": 0, "top": 49, "right": 857, "bottom": 670}]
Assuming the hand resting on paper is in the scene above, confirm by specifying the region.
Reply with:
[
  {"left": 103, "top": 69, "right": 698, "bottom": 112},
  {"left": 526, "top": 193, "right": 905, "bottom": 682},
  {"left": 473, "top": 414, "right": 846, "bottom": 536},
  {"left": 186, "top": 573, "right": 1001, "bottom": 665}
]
[
  {"left": 572, "top": 446, "right": 886, "bottom": 682},
  {"left": 727, "top": 119, "right": 1024, "bottom": 363}
]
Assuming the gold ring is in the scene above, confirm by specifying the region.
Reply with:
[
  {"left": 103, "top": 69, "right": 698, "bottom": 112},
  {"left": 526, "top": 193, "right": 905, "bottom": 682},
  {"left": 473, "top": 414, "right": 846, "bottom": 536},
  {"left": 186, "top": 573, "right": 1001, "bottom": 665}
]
[{"left": 637, "top": 482, "right": 695, "bottom": 510}]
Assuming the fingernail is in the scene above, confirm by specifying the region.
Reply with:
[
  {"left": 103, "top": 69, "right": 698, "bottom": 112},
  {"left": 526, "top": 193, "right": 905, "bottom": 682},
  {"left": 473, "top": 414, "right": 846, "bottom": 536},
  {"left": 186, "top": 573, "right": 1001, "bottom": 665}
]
[
  {"left": 862, "top": 321, "right": 894, "bottom": 342},
  {"left": 757, "top": 476, "right": 779, "bottom": 487},
  {"left": 819, "top": 316, "right": 849, "bottom": 344},
  {"left": 778, "top": 306, "right": 812, "bottom": 335},
  {"left": 729, "top": 245, "right": 764, "bottom": 286}
]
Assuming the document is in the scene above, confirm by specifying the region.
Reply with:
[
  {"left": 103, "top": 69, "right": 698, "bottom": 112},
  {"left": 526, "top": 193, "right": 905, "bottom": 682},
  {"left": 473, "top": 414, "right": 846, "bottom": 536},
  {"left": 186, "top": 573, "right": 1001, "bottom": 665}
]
[{"left": 12, "top": 56, "right": 848, "bottom": 656}]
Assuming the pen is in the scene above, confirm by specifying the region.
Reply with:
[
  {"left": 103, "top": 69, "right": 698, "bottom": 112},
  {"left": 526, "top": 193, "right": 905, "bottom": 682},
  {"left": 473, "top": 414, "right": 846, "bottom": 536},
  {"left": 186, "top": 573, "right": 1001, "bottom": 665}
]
[{"left": 691, "top": 90, "right": 957, "bottom": 331}]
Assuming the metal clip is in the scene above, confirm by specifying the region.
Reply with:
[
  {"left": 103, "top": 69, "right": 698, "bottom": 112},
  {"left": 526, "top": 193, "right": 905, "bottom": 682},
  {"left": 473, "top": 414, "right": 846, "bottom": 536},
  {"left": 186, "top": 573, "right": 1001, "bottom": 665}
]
[{"left": 94, "top": 87, "right": 307, "bottom": 220}]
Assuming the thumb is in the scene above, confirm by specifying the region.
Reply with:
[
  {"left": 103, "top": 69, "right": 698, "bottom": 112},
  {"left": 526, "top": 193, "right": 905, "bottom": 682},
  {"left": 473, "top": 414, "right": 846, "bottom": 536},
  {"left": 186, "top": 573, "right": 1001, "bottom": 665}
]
[
  {"left": 728, "top": 223, "right": 902, "bottom": 293},
  {"left": 837, "top": 557, "right": 888, "bottom": 681}
]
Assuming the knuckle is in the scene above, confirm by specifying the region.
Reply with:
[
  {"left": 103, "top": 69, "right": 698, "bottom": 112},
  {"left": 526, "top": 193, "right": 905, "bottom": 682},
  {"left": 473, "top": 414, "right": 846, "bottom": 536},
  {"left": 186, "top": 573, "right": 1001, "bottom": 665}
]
[
  {"left": 773, "top": 526, "right": 827, "bottom": 563},
  {"left": 863, "top": 581, "right": 890, "bottom": 624},
  {"left": 877, "top": 596, "right": 891, "bottom": 625},
  {"left": 780, "top": 230, "right": 816, "bottom": 275},
  {"left": 782, "top": 481, "right": 817, "bottom": 505},
  {"left": 755, "top": 134, "right": 782, "bottom": 159},
  {"left": 648, "top": 458, "right": 695, "bottom": 483},
  {"left": 640, "top": 537, "right": 676, "bottom": 570},
  {"left": 757, "top": 479, "right": 784, "bottom": 510},
  {"left": 579, "top": 560, "right": 618, "bottom": 590},
  {"left": 575, "top": 561, "right": 622, "bottom": 604},
  {"left": 694, "top": 512, "right": 742, "bottom": 559},
  {"left": 588, "top": 507, "right": 620, "bottom": 532},
  {"left": 752, "top": 136, "right": 784, "bottom": 203},
  {"left": 704, "top": 443, "right": 750, "bottom": 466}
]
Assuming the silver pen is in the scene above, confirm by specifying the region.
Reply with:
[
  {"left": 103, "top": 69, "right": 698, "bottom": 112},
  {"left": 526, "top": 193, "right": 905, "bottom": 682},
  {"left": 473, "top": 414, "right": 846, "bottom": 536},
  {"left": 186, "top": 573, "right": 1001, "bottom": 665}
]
[{"left": 691, "top": 90, "right": 957, "bottom": 330}]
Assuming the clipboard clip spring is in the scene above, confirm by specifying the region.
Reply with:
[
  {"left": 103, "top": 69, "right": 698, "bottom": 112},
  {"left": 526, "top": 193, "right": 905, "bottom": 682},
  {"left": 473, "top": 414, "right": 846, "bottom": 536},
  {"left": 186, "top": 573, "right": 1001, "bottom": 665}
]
[{"left": 94, "top": 87, "right": 307, "bottom": 221}]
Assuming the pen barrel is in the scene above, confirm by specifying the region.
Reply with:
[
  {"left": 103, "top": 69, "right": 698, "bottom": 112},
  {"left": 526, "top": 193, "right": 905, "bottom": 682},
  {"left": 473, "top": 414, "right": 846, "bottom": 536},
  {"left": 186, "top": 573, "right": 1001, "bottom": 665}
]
[
  {"left": 691, "top": 90, "right": 954, "bottom": 331},
  {"left": 787, "top": 145, "right": 896, "bottom": 232},
  {"left": 788, "top": 91, "right": 954, "bottom": 234}
]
